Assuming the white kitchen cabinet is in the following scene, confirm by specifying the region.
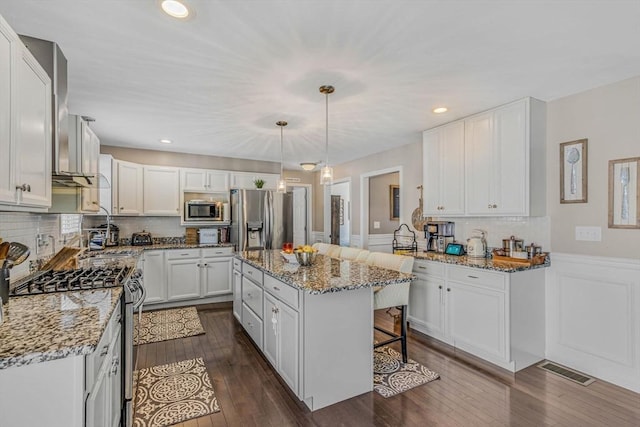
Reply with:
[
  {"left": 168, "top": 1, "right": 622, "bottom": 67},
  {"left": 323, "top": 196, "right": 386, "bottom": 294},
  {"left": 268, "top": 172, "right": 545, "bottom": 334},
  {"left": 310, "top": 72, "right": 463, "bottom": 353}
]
[
  {"left": 166, "top": 250, "right": 202, "bottom": 301},
  {"left": 85, "top": 301, "right": 122, "bottom": 427},
  {"left": 232, "top": 258, "right": 242, "bottom": 321},
  {"left": 0, "top": 16, "right": 16, "bottom": 204},
  {"left": 230, "top": 172, "right": 279, "bottom": 190},
  {"left": 114, "top": 160, "right": 143, "bottom": 215},
  {"left": 181, "top": 168, "right": 229, "bottom": 192},
  {"left": 447, "top": 275, "right": 507, "bottom": 362},
  {"left": 422, "top": 120, "right": 465, "bottom": 216},
  {"left": 408, "top": 270, "right": 447, "bottom": 342},
  {"left": 464, "top": 98, "right": 545, "bottom": 216},
  {"left": 143, "top": 165, "right": 180, "bottom": 215},
  {"left": 264, "top": 290, "right": 300, "bottom": 395},
  {"left": 14, "top": 41, "right": 51, "bottom": 208},
  {"left": 202, "top": 256, "right": 232, "bottom": 297},
  {"left": 141, "top": 250, "right": 167, "bottom": 304},
  {"left": 408, "top": 260, "right": 545, "bottom": 372},
  {"left": 73, "top": 116, "right": 100, "bottom": 213}
]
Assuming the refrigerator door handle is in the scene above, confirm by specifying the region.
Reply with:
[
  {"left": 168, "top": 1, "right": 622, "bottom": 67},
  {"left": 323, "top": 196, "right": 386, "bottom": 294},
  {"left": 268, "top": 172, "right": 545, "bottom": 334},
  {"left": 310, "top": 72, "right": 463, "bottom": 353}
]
[{"left": 264, "top": 191, "right": 272, "bottom": 249}]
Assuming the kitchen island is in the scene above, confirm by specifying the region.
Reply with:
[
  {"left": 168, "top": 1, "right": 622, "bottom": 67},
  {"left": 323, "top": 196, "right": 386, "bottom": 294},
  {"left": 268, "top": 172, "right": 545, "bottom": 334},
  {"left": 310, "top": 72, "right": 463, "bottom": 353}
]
[{"left": 234, "top": 250, "right": 413, "bottom": 411}]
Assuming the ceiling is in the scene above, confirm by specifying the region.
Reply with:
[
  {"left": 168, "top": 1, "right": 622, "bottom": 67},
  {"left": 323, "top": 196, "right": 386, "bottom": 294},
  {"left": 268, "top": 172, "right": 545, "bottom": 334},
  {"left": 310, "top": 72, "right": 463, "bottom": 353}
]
[{"left": 1, "top": 1, "right": 640, "bottom": 170}]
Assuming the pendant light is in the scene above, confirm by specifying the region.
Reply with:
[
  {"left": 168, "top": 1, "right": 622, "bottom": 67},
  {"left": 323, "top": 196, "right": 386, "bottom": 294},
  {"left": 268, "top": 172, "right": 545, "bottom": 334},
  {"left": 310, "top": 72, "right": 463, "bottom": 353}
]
[
  {"left": 319, "top": 85, "right": 334, "bottom": 185},
  {"left": 276, "top": 120, "right": 288, "bottom": 193}
]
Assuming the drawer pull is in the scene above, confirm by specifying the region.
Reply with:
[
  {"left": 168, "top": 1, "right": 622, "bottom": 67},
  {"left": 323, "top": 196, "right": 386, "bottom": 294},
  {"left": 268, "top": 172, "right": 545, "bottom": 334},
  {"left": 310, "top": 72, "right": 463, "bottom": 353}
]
[
  {"left": 273, "top": 286, "right": 280, "bottom": 291},
  {"left": 247, "top": 271, "right": 253, "bottom": 275},
  {"left": 447, "top": 288, "right": 451, "bottom": 292},
  {"left": 467, "top": 275, "right": 479, "bottom": 279},
  {"left": 180, "top": 253, "right": 190, "bottom": 256},
  {"left": 100, "top": 345, "right": 109, "bottom": 356},
  {"left": 247, "top": 292, "right": 252, "bottom": 298},
  {"left": 438, "top": 285, "right": 442, "bottom": 289},
  {"left": 417, "top": 266, "right": 426, "bottom": 270}
]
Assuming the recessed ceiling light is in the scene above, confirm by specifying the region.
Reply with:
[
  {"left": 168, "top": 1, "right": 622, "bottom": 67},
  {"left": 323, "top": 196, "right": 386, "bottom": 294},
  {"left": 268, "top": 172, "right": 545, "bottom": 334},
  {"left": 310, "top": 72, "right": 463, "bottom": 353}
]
[
  {"left": 159, "top": 139, "right": 172, "bottom": 144},
  {"left": 161, "top": 0, "right": 189, "bottom": 19},
  {"left": 433, "top": 107, "right": 448, "bottom": 114}
]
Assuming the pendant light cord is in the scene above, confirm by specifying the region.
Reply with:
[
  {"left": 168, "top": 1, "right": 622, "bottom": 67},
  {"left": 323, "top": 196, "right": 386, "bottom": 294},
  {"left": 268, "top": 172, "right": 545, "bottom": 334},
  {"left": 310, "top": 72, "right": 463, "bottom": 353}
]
[
  {"left": 280, "top": 125, "right": 284, "bottom": 176},
  {"left": 325, "top": 92, "right": 329, "bottom": 166}
]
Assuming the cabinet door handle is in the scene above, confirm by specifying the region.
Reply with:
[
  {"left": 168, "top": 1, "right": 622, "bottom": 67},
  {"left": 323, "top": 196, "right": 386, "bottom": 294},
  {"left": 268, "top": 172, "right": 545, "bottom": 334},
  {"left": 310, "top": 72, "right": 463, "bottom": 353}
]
[
  {"left": 438, "top": 285, "right": 442, "bottom": 289},
  {"left": 493, "top": 204, "right": 498, "bottom": 209},
  {"left": 16, "top": 183, "right": 31, "bottom": 192},
  {"left": 447, "top": 288, "right": 451, "bottom": 292},
  {"left": 100, "top": 345, "right": 109, "bottom": 356},
  {"left": 120, "top": 207, "right": 124, "bottom": 210},
  {"left": 111, "top": 357, "right": 120, "bottom": 375}
]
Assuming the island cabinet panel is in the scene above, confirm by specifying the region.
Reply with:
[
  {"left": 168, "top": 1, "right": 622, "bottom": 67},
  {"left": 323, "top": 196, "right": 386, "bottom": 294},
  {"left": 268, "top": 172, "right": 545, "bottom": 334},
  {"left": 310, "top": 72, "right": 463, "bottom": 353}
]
[
  {"left": 141, "top": 250, "right": 167, "bottom": 304},
  {"left": 232, "top": 266, "right": 242, "bottom": 321},
  {"left": 235, "top": 252, "right": 412, "bottom": 412}
]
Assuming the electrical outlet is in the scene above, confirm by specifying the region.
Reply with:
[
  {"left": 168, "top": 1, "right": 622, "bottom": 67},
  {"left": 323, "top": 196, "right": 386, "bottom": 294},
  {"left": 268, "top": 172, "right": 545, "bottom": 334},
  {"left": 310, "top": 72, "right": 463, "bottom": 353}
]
[
  {"left": 373, "top": 221, "right": 381, "bottom": 229},
  {"left": 575, "top": 226, "right": 602, "bottom": 241}
]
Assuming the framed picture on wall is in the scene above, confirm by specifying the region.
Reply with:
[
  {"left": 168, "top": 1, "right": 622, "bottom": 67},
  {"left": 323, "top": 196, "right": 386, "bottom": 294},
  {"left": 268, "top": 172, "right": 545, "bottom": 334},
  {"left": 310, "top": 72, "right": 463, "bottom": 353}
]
[
  {"left": 389, "top": 185, "right": 400, "bottom": 220},
  {"left": 560, "top": 139, "right": 588, "bottom": 203},
  {"left": 608, "top": 157, "right": 640, "bottom": 229}
]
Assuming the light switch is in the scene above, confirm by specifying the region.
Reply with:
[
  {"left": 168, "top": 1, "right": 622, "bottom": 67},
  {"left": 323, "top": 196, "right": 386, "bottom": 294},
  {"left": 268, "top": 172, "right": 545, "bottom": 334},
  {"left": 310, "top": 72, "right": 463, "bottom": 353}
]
[
  {"left": 373, "top": 221, "right": 381, "bottom": 229},
  {"left": 575, "top": 226, "right": 602, "bottom": 241}
]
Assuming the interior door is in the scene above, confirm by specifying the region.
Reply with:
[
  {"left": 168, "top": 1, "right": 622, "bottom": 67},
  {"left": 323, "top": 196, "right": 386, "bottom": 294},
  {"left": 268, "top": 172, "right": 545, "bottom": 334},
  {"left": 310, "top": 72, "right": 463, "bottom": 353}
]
[
  {"left": 330, "top": 195, "right": 340, "bottom": 245},
  {"left": 292, "top": 187, "right": 307, "bottom": 247}
]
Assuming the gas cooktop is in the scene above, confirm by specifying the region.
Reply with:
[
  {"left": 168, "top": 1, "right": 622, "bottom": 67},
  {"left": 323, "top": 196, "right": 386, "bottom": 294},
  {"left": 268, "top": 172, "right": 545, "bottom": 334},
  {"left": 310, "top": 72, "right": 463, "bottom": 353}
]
[{"left": 10, "top": 266, "right": 132, "bottom": 297}]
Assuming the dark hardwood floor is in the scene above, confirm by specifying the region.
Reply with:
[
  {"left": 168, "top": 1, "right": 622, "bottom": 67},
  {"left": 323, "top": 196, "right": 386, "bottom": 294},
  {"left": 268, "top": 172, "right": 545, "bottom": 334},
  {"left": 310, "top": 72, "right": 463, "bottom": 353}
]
[{"left": 136, "top": 303, "right": 640, "bottom": 426}]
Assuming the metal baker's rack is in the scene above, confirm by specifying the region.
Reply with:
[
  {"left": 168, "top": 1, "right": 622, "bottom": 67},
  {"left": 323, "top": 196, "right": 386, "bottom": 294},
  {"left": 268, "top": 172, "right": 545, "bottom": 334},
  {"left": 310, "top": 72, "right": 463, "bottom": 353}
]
[{"left": 392, "top": 223, "right": 417, "bottom": 255}]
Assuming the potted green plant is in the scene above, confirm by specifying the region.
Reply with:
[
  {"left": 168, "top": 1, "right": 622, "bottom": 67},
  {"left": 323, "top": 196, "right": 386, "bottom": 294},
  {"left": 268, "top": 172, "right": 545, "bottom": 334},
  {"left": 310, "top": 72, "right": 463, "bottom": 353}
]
[{"left": 253, "top": 178, "right": 265, "bottom": 189}]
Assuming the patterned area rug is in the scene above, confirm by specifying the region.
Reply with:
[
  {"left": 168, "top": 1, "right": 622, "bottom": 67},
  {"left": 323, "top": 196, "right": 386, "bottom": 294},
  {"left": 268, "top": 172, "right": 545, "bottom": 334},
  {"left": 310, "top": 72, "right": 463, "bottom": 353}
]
[
  {"left": 373, "top": 346, "right": 440, "bottom": 397},
  {"left": 134, "top": 307, "right": 205, "bottom": 345},
  {"left": 134, "top": 358, "right": 220, "bottom": 427}
]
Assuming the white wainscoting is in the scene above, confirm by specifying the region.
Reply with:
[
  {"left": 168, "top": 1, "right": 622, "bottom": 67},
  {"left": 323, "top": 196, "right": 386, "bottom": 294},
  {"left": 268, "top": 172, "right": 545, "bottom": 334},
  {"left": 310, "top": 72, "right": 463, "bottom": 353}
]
[
  {"left": 546, "top": 253, "right": 640, "bottom": 393},
  {"left": 367, "top": 234, "right": 394, "bottom": 253}
]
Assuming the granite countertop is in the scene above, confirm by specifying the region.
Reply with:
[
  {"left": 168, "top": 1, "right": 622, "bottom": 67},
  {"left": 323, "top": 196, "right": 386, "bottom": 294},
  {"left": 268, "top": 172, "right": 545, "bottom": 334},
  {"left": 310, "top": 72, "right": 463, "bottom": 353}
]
[
  {"left": 413, "top": 251, "right": 550, "bottom": 273},
  {"left": 237, "top": 250, "right": 414, "bottom": 295},
  {"left": 0, "top": 287, "right": 122, "bottom": 370},
  {"left": 78, "top": 242, "right": 233, "bottom": 256}
]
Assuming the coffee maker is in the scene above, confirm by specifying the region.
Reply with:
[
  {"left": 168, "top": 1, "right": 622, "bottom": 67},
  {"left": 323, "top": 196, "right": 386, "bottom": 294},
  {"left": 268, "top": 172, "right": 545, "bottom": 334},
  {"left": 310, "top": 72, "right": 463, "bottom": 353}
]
[{"left": 424, "top": 221, "right": 455, "bottom": 253}]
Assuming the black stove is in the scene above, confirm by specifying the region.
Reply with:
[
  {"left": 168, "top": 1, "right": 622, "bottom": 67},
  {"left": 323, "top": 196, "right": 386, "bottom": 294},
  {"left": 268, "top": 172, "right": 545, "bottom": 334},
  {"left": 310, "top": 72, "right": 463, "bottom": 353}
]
[{"left": 10, "top": 266, "right": 132, "bottom": 296}]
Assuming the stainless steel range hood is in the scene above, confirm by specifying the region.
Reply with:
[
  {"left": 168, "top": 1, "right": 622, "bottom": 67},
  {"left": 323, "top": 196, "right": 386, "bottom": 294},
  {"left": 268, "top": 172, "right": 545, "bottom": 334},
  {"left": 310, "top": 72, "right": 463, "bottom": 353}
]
[{"left": 19, "top": 35, "right": 95, "bottom": 188}]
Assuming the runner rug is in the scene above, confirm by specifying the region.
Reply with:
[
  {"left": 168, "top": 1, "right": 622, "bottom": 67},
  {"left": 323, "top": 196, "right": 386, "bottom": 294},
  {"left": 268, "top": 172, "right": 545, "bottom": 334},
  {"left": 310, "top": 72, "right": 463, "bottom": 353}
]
[
  {"left": 134, "top": 306, "right": 205, "bottom": 345},
  {"left": 373, "top": 346, "right": 440, "bottom": 397},
  {"left": 133, "top": 357, "right": 220, "bottom": 427}
]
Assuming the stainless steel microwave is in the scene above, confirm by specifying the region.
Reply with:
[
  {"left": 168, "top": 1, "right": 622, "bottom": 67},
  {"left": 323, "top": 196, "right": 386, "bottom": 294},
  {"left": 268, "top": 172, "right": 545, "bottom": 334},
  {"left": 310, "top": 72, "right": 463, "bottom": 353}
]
[{"left": 185, "top": 200, "right": 223, "bottom": 221}]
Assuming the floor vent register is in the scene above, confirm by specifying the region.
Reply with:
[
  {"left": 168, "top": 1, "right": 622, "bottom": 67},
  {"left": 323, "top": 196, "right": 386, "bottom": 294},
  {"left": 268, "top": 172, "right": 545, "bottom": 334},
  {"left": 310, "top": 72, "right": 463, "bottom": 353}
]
[{"left": 537, "top": 361, "right": 595, "bottom": 386}]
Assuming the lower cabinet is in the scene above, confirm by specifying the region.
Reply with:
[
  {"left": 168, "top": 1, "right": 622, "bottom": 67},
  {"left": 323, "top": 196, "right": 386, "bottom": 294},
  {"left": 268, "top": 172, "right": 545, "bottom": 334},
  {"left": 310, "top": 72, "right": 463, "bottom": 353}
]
[
  {"left": 264, "top": 289, "right": 300, "bottom": 395},
  {"left": 85, "top": 301, "right": 122, "bottom": 427},
  {"left": 141, "top": 250, "right": 167, "bottom": 304},
  {"left": 408, "top": 259, "right": 544, "bottom": 372},
  {"left": 141, "top": 247, "right": 233, "bottom": 307}
]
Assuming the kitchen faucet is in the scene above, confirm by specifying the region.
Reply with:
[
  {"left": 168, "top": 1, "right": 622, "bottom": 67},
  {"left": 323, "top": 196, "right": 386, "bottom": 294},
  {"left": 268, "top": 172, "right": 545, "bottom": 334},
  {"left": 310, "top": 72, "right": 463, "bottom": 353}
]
[{"left": 99, "top": 205, "right": 112, "bottom": 246}]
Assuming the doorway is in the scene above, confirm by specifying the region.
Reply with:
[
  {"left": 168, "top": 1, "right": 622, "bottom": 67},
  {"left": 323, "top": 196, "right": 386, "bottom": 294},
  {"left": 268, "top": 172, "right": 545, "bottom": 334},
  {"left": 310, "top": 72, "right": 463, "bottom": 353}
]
[
  {"left": 288, "top": 185, "right": 312, "bottom": 247},
  {"left": 330, "top": 180, "right": 351, "bottom": 246},
  {"left": 360, "top": 166, "right": 403, "bottom": 251}
]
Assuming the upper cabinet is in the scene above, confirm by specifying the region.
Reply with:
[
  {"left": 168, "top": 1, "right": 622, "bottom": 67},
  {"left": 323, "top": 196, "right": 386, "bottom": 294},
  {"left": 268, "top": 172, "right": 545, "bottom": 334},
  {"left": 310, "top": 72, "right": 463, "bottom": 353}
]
[
  {"left": 0, "top": 15, "right": 51, "bottom": 209},
  {"left": 230, "top": 172, "right": 279, "bottom": 190},
  {"left": 423, "top": 121, "right": 465, "bottom": 216},
  {"left": 74, "top": 116, "right": 100, "bottom": 212},
  {"left": 113, "top": 160, "right": 143, "bottom": 215},
  {"left": 143, "top": 165, "right": 180, "bottom": 216},
  {"left": 181, "top": 168, "right": 228, "bottom": 192},
  {"left": 425, "top": 97, "right": 545, "bottom": 218}
]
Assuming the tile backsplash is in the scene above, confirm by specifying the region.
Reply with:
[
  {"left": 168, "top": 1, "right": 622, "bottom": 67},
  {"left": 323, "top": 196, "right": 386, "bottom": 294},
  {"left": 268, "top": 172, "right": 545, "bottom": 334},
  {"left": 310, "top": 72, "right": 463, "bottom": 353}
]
[
  {"left": 84, "top": 216, "right": 185, "bottom": 240},
  {"left": 433, "top": 216, "right": 551, "bottom": 251},
  {"left": 0, "top": 212, "right": 60, "bottom": 280}
]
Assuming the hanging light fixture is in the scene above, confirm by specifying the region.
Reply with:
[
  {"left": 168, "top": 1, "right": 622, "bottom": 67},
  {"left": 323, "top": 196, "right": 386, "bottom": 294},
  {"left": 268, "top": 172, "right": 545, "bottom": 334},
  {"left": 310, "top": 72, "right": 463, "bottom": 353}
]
[
  {"left": 276, "top": 120, "right": 288, "bottom": 193},
  {"left": 319, "top": 85, "right": 334, "bottom": 185}
]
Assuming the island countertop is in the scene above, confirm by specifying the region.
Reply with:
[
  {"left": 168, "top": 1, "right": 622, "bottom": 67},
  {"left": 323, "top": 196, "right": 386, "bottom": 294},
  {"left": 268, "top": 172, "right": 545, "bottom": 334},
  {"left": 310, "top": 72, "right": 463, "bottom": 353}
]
[
  {"left": 237, "top": 250, "right": 414, "bottom": 294},
  {"left": 0, "top": 287, "right": 122, "bottom": 370}
]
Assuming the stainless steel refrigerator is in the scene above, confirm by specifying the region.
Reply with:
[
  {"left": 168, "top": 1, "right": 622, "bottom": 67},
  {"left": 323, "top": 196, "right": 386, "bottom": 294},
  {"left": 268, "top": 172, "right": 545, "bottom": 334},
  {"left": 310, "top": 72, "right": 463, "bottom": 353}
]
[{"left": 230, "top": 189, "right": 293, "bottom": 251}]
